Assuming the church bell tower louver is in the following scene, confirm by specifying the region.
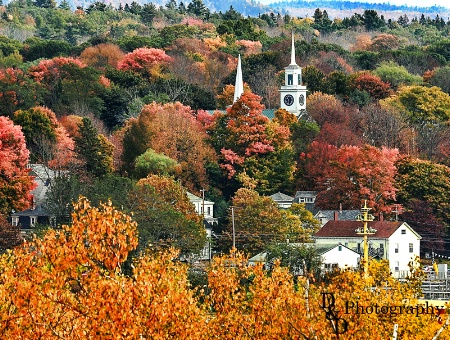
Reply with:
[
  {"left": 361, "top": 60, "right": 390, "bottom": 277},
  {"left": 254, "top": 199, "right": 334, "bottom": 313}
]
[{"left": 279, "top": 32, "right": 307, "bottom": 117}]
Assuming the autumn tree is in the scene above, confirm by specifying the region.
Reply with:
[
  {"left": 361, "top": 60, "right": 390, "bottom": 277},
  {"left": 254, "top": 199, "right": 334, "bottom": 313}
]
[
  {"left": 12, "top": 106, "right": 58, "bottom": 163},
  {"left": 0, "top": 116, "right": 35, "bottom": 215},
  {"left": 426, "top": 66, "right": 450, "bottom": 94},
  {"left": 225, "top": 188, "right": 314, "bottom": 255},
  {"left": 0, "top": 213, "right": 22, "bottom": 254},
  {"left": 0, "top": 68, "right": 42, "bottom": 118},
  {"left": 118, "top": 47, "right": 173, "bottom": 79},
  {"left": 80, "top": 43, "right": 125, "bottom": 69},
  {"left": 359, "top": 103, "right": 408, "bottom": 151},
  {"left": 301, "top": 142, "right": 398, "bottom": 212},
  {"left": 307, "top": 92, "right": 363, "bottom": 147},
  {"left": 0, "top": 199, "right": 448, "bottom": 339},
  {"left": 373, "top": 61, "right": 423, "bottom": 90},
  {"left": 349, "top": 71, "right": 392, "bottom": 101},
  {"left": 122, "top": 102, "right": 216, "bottom": 192},
  {"left": 28, "top": 57, "right": 104, "bottom": 116},
  {"left": 383, "top": 85, "right": 450, "bottom": 125},
  {"left": 126, "top": 175, "right": 206, "bottom": 257},
  {"left": 395, "top": 156, "right": 450, "bottom": 225},
  {"left": 208, "top": 91, "right": 295, "bottom": 196}
]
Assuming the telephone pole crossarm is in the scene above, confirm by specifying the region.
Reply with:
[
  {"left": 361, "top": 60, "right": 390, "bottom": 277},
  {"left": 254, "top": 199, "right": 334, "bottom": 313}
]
[{"left": 355, "top": 200, "right": 376, "bottom": 278}]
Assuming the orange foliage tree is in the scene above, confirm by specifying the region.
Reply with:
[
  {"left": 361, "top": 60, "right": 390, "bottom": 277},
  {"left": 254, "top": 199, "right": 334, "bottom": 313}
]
[
  {"left": 122, "top": 102, "right": 216, "bottom": 192},
  {"left": 80, "top": 43, "right": 125, "bottom": 69},
  {"left": 0, "top": 198, "right": 448, "bottom": 339}
]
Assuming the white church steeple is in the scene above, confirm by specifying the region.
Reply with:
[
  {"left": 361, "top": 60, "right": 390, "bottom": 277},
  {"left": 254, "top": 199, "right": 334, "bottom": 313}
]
[
  {"left": 279, "top": 32, "right": 307, "bottom": 117},
  {"left": 233, "top": 54, "right": 244, "bottom": 103}
]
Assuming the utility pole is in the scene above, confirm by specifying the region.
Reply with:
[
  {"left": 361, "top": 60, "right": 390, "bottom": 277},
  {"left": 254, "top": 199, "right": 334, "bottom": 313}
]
[
  {"left": 231, "top": 206, "right": 235, "bottom": 250},
  {"left": 200, "top": 188, "right": 205, "bottom": 218},
  {"left": 355, "top": 201, "right": 376, "bottom": 279}
]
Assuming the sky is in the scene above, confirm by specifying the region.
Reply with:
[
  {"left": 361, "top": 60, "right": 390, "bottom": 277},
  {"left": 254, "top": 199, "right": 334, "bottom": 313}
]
[{"left": 259, "top": 0, "right": 450, "bottom": 9}]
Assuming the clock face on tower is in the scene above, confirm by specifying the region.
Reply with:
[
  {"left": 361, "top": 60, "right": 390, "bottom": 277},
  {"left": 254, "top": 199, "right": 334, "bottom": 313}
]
[
  {"left": 299, "top": 94, "right": 305, "bottom": 106},
  {"left": 284, "top": 94, "right": 294, "bottom": 106}
]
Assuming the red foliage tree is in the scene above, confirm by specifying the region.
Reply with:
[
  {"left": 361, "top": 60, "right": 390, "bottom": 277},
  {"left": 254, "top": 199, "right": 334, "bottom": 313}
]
[
  {"left": 350, "top": 71, "right": 392, "bottom": 100},
  {"left": 118, "top": 47, "right": 172, "bottom": 77},
  {"left": 302, "top": 141, "right": 398, "bottom": 212},
  {"left": 0, "top": 116, "right": 36, "bottom": 215},
  {"left": 208, "top": 91, "right": 294, "bottom": 194}
]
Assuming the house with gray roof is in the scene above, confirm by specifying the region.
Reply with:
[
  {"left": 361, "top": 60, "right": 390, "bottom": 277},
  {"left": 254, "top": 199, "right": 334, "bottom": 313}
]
[
  {"left": 10, "top": 164, "right": 58, "bottom": 230},
  {"left": 270, "top": 192, "right": 294, "bottom": 209}
]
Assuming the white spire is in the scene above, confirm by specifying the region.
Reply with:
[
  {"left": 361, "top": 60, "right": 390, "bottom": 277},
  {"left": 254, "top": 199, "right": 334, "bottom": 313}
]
[
  {"left": 233, "top": 54, "right": 244, "bottom": 103},
  {"left": 290, "top": 31, "right": 297, "bottom": 66}
]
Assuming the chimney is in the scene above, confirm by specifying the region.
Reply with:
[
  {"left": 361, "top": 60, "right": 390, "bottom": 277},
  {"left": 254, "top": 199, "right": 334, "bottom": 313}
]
[
  {"left": 379, "top": 212, "right": 384, "bottom": 221},
  {"left": 339, "top": 203, "right": 342, "bottom": 213},
  {"left": 334, "top": 211, "right": 339, "bottom": 221}
]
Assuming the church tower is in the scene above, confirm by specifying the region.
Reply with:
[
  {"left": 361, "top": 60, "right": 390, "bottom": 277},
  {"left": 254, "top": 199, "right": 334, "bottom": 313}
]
[
  {"left": 279, "top": 32, "right": 307, "bottom": 117},
  {"left": 233, "top": 54, "right": 244, "bottom": 103}
]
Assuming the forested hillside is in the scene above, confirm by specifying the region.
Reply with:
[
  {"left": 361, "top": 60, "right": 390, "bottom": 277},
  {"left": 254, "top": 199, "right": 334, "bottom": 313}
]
[{"left": 1, "top": 0, "right": 450, "bottom": 256}]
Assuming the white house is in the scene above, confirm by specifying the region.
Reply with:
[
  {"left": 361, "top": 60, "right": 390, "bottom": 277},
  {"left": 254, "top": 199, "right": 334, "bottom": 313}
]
[
  {"left": 248, "top": 243, "right": 360, "bottom": 272},
  {"left": 314, "top": 220, "right": 421, "bottom": 278},
  {"left": 187, "top": 191, "right": 217, "bottom": 261},
  {"left": 270, "top": 192, "right": 294, "bottom": 209},
  {"left": 316, "top": 244, "right": 360, "bottom": 271}
]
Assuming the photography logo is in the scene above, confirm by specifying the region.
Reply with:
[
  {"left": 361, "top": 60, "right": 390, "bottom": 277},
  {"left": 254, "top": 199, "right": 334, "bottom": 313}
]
[{"left": 320, "top": 293, "right": 348, "bottom": 338}]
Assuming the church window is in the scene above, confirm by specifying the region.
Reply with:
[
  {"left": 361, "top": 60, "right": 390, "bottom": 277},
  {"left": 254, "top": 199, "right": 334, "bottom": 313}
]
[{"left": 288, "top": 74, "right": 293, "bottom": 85}]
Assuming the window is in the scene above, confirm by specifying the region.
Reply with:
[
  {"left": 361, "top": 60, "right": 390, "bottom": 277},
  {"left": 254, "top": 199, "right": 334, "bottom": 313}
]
[
  {"left": 288, "top": 74, "right": 293, "bottom": 85},
  {"left": 395, "top": 243, "right": 399, "bottom": 253},
  {"left": 401, "top": 229, "right": 406, "bottom": 234},
  {"left": 299, "top": 198, "right": 305, "bottom": 203},
  {"left": 11, "top": 217, "right": 19, "bottom": 227},
  {"left": 207, "top": 207, "right": 211, "bottom": 216},
  {"left": 394, "top": 261, "right": 399, "bottom": 271},
  {"left": 30, "top": 216, "right": 36, "bottom": 227},
  {"left": 409, "top": 243, "right": 413, "bottom": 253},
  {"left": 338, "top": 245, "right": 342, "bottom": 251},
  {"left": 298, "top": 74, "right": 302, "bottom": 85}
]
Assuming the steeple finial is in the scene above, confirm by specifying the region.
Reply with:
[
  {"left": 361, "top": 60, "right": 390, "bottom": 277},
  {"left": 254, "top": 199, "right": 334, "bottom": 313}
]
[
  {"left": 290, "top": 31, "right": 296, "bottom": 65},
  {"left": 233, "top": 54, "right": 244, "bottom": 103}
]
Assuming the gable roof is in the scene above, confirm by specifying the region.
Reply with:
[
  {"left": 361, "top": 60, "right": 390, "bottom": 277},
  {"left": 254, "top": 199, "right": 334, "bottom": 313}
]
[
  {"left": 315, "top": 243, "right": 360, "bottom": 256},
  {"left": 186, "top": 191, "right": 214, "bottom": 205},
  {"left": 314, "top": 220, "right": 420, "bottom": 239},
  {"left": 294, "top": 191, "right": 318, "bottom": 198},
  {"left": 270, "top": 192, "right": 294, "bottom": 202},
  {"left": 314, "top": 210, "right": 360, "bottom": 221}
]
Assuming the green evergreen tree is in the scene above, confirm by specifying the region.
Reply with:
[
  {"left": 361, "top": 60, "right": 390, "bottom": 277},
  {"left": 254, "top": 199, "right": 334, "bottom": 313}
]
[
  {"left": 74, "top": 117, "right": 114, "bottom": 177},
  {"left": 187, "top": 0, "right": 206, "bottom": 17}
]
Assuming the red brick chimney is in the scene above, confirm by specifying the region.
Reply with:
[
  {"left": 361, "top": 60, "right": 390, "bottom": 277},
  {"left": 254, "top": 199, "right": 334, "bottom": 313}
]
[
  {"left": 379, "top": 212, "right": 384, "bottom": 221},
  {"left": 334, "top": 211, "right": 339, "bottom": 220}
]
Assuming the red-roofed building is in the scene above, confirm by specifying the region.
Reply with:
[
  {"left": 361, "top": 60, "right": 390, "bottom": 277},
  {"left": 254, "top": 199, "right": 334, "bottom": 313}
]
[{"left": 314, "top": 220, "right": 421, "bottom": 278}]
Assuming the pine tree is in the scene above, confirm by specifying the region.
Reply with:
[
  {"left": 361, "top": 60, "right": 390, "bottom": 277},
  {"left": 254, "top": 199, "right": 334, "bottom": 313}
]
[{"left": 74, "top": 118, "right": 114, "bottom": 177}]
